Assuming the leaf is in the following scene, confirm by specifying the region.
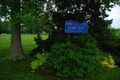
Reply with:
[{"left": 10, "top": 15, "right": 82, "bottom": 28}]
[{"left": 31, "top": 71, "right": 35, "bottom": 73}]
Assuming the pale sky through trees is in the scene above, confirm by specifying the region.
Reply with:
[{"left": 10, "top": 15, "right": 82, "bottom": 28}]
[
  {"left": 0, "top": 3, "right": 120, "bottom": 29},
  {"left": 106, "top": 5, "right": 120, "bottom": 29}
]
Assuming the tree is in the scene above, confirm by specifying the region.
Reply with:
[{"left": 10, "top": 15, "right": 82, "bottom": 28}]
[
  {"left": 0, "top": 0, "right": 44, "bottom": 61},
  {"left": 0, "top": 18, "right": 11, "bottom": 34},
  {"left": 20, "top": 0, "right": 53, "bottom": 34},
  {"left": 0, "top": 18, "right": 3, "bottom": 34},
  {"left": 2, "top": 20, "right": 11, "bottom": 33},
  {"left": 0, "top": 0, "right": 26, "bottom": 61},
  {"left": 47, "top": 0, "right": 120, "bottom": 46}
]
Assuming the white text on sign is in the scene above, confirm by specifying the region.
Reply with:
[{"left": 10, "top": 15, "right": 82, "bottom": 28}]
[
  {"left": 66, "top": 22, "right": 87, "bottom": 27},
  {"left": 67, "top": 26, "right": 85, "bottom": 30}
]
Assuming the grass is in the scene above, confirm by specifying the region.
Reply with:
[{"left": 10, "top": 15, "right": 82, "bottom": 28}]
[{"left": 0, "top": 34, "right": 120, "bottom": 80}]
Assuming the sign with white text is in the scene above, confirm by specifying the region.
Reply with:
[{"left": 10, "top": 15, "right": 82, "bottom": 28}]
[{"left": 65, "top": 21, "right": 88, "bottom": 33}]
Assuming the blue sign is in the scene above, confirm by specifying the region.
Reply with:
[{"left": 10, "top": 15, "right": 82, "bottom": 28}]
[{"left": 65, "top": 21, "right": 88, "bottom": 33}]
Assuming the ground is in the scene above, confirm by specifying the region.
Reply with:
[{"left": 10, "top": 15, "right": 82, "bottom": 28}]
[{"left": 0, "top": 34, "right": 120, "bottom": 80}]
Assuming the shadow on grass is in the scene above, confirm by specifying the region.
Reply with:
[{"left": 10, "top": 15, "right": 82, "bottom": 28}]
[{"left": 1, "top": 56, "right": 120, "bottom": 80}]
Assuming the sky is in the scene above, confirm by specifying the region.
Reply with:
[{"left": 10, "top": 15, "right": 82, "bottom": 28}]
[{"left": 106, "top": 5, "right": 120, "bottom": 29}]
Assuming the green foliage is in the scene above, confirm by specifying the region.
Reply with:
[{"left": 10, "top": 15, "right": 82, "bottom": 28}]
[
  {"left": 31, "top": 33, "right": 67, "bottom": 57},
  {"left": 101, "top": 28, "right": 120, "bottom": 57},
  {"left": 0, "top": 18, "right": 3, "bottom": 34},
  {"left": 98, "top": 53, "right": 115, "bottom": 70},
  {"left": 0, "top": 19, "right": 11, "bottom": 34},
  {"left": 21, "top": 27, "right": 33, "bottom": 34},
  {"left": 72, "top": 34, "right": 97, "bottom": 49},
  {"left": 44, "top": 42, "right": 104, "bottom": 78},
  {"left": 2, "top": 21, "right": 11, "bottom": 33},
  {"left": 112, "top": 54, "right": 120, "bottom": 66},
  {"left": 30, "top": 51, "right": 50, "bottom": 72},
  {"left": 31, "top": 34, "right": 104, "bottom": 78}
]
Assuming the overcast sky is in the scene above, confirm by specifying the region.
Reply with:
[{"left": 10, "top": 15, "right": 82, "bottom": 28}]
[{"left": 106, "top": 5, "right": 120, "bottom": 29}]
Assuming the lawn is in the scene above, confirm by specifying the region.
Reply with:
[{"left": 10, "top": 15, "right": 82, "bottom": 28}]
[{"left": 0, "top": 34, "right": 120, "bottom": 80}]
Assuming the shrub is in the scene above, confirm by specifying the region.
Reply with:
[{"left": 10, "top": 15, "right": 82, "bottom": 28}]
[
  {"left": 44, "top": 42, "right": 104, "bottom": 78},
  {"left": 72, "top": 34, "right": 97, "bottom": 49},
  {"left": 100, "top": 28, "right": 120, "bottom": 57},
  {"left": 30, "top": 51, "right": 50, "bottom": 72},
  {"left": 30, "top": 34, "right": 104, "bottom": 78},
  {"left": 98, "top": 53, "right": 115, "bottom": 70},
  {"left": 112, "top": 54, "right": 120, "bottom": 66},
  {"left": 30, "top": 33, "right": 67, "bottom": 57},
  {"left": 102, "top": 35, "right": 120, "bottom": 57}
]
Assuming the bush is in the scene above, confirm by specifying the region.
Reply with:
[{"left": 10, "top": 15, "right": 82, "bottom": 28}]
[
  {"left": 30, "top": 51, "right": 50, "bottom": 72},
  {"left": 112, "top": 54, "right": 120, "bottom": 66},
  {"left": 72, "top": 34, "right": 97, "bottom": 49},
  {"left": 44, "top": 42, "right": 103, "bottom": 78},
  {"left": 30, "top": 33, "right": 67, "bottom": 57},
  {"left": 97, "top": 28, "right": 120, "bottom": 57},
  {"left": 30, "top": 34, "right": 104, "bottom": 78},
  {"left": 101, "top": 31, "right": 120, "bottom": 57},
  {"left": 98, "top": 53, "right": 115, "bottom": 70}
]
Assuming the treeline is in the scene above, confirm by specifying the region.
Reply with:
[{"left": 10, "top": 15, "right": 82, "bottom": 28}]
[
  {"left": 0, "top": 19, "right": 11, "bottom": 34},
  {"left": 0, "top": 18, "right": 49, "bottom": 34}
]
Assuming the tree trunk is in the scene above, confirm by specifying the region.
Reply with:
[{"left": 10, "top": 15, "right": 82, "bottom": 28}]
[
  {"left": 48, "top": 29, "right": 51, "bottom": 37},
  {"left": 8, "top": 26, "right": 26, "bottom": 62}
]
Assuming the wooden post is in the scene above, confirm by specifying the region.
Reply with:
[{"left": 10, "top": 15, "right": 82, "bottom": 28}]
[{"left": 68, "top": 33, "right": 70, "bottom": 42}]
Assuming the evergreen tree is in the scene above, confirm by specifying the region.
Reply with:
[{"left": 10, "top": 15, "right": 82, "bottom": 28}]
[{"left": 48, "top": 0, "right": 119, "bottom": 46}]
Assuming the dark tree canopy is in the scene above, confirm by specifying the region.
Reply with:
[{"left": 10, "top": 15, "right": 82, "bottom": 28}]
[{"left": 47, "top": 0, "right": 119, "bottom": 47}]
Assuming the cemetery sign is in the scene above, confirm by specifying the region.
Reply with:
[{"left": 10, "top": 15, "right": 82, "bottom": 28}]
[{"left": 65, "top": 21, "right": 88, "bottom": 33}]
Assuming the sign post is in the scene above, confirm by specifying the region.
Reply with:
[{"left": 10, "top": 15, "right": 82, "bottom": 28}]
[
  {"left": 68, "top": 33, "right": 70, "bottom": 42},
  {"left": 65, "top": 21, "right": 88, "bottom": 41}
]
